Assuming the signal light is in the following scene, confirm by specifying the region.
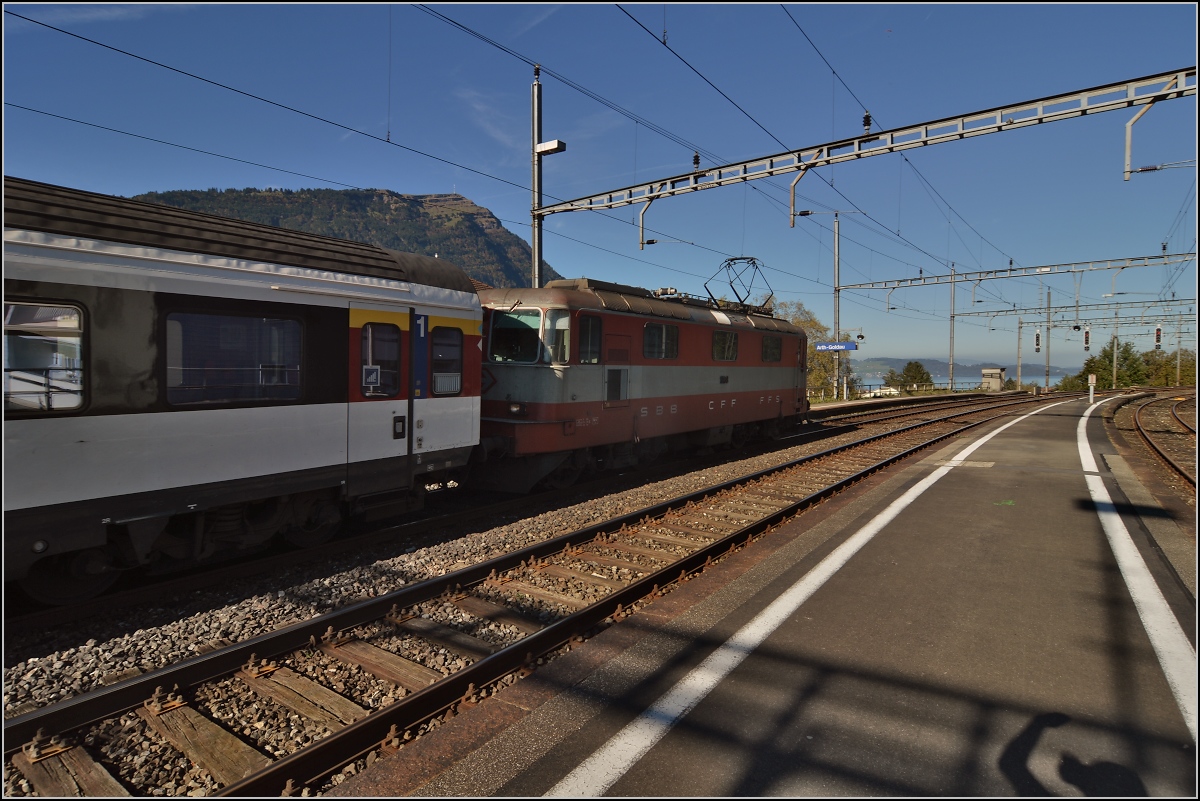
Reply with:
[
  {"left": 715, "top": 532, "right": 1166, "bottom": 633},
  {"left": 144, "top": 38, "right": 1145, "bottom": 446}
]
[
  {"left": 1035, "top": 329, "right": 1041, "bottom": 353},
  {"left": 1155, "top": 325, "right": 1162, "bottom": 350},
  {"left": 1084, "top": 328, "right": 1090, "bottom": 352}
]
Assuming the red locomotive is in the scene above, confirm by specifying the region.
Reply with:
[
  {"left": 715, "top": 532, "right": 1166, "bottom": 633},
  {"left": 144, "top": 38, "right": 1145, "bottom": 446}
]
[{"left": 475, "top": 278, "right": 808, "bottom": 491}]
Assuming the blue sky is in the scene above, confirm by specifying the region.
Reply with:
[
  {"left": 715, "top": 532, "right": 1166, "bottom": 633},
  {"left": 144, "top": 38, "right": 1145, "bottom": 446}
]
[{"left": 4, "top": 3, "right": 1196, "bottom": 369}]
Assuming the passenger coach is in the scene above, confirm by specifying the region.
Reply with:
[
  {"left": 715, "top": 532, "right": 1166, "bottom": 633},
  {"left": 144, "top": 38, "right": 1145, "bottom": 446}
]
[
  {"left": 475, "top": 278, "right": 808, "bottom": 492},
  {"left": 3, "top": 178, "right": 481, "bottom": 603}
]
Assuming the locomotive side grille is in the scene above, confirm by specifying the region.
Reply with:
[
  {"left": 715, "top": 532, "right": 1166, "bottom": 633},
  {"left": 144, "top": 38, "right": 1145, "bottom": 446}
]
[{"left": 432, "top": 373, "right": 461, "bottom": 395}]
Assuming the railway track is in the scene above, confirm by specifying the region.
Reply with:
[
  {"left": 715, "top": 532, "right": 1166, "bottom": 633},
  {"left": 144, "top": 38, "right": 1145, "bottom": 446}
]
[
  {"left": 1133, "top": 392, "right": 1196, "bottom": 487},
  {"left": 4, "top": 392, "right": 1079, "bottom": 797},
  {"left": 3, "top": 393, "right": 998, "bottom": 632}
]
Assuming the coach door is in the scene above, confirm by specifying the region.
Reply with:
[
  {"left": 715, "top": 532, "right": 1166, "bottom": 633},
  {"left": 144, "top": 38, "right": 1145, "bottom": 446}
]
[
  {"left": 603, "top": 333, "right": 630, "bottom": 409},
  {"left": 347, "top": 304, "right": 412, "bottom": 497}
]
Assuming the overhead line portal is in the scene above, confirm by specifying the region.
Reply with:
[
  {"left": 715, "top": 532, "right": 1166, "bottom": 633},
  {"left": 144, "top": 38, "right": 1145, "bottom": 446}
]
[{"left": 539, "top": 67, "right": 1196, "bottom": 217}]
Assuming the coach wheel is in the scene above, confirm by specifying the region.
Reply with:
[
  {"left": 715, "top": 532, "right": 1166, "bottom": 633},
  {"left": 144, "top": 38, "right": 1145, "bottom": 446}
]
[
  {"left": 283, "top": 499, "right": 343, "bottom": 548},
  {"left": 18, "top": 548, "right": 120, "bottom": 606}
]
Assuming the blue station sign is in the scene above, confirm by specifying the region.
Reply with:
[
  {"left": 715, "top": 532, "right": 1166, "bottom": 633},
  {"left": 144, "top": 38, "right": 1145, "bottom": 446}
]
[{"left": 814, "top": 342, "right": 858, "bottom": 351}]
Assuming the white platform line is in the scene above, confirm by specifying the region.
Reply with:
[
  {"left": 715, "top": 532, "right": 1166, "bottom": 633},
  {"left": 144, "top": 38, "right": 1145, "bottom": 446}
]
[
  {"left": 1077, "top": 399, "right": 1197, "bottom": 742},
  {"left": 546, "top": 399, "right": 1075, "bottom": 797}
]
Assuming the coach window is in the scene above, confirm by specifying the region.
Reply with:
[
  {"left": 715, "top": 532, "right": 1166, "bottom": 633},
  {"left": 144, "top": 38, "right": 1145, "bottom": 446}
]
[
  {"left": 643, "top": 322, "right": 679, "bottom": 359},
  {"left": 579, "top": 315, "right": 602, "bottom": 364},
  {"left": 762, "top": 335, "right": 782, "bottom": 362},
  {"left": 361, "top": 323, "right": 401, "bottom": 397},
  {"left": 712, "top": 330, "right": 739, "bottom": 362},
  {"left": 431, "top": 327, "right": 463, "bottom": 395},
  {"left": 489, "top": 309, "right": 541, "bottom": 363},
  {"left": 3, "top": 302, "right": 84, "bottom": 412},
  {"left": 166, "top": 312, "right": 301, "bottom": 405},
  {"left": 545, "top": 309, "right": 571, "bottom": 364}
]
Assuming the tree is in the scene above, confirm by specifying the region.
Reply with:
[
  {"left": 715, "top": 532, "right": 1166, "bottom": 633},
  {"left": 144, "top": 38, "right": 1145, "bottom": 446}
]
[
  {"left": 1142, "top": 347, "right": 1196, "bottom": 387},
  {"left": 885, "top": 361, "right": 934, "bottom": 389},
  {"left": 1056, "top": 339, "right": 1147, "bottom": 390},
  {"left": 773, "top": 299, "right": 858, "bottom": 400}
]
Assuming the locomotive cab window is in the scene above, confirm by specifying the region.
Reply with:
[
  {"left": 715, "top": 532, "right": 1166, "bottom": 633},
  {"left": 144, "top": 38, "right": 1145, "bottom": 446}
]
[
  {"left": 643, "top": 323, "right": 679, "bottom": 360},
  {"left": 361, "top": 323, "right": 401, "bottom": 397},
  {"left": 712, "top": 331, "right": 739, "bottom": 362},
  {"left": 3, "top": 302, "right": 85, "bottom": 412},
  {"left": 431, "top": 327, "right": 463, "bottom": 395},
  {"left": 166, "top": 312, "right": 301, "bottom": 405},
  {"left": 762, "top": 335, "right": 782, "bottom": 362},
  {"left": 489, "top": 309, "right": 541, "bottom": 363},
  {"left": 579, "top": 315, "right": 602, "bottom": 364},
  {"left": 545, "top": 309, "right": 571, "bottom": 364}
]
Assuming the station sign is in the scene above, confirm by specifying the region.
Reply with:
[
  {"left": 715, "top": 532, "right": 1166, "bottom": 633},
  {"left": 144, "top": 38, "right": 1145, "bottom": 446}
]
[{"left": 814, "top": 342, "right": 857, "bottom": 351}]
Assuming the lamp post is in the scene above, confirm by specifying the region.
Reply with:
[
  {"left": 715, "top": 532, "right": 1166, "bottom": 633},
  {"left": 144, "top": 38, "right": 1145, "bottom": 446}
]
[
  {"left": 531, "top": 66, "right": 565, "bottom": 288},
  {"left": 1177, "top": 316, "right": 1184, "bottom": 386},
  {"left": 1045, "top": 289, "right": 1051, "bottom": 391},
  {"left": 1016, "top": 316, "right": 1023, "bottom": 391},
  {"left": 835, "top": 327, "right": 866, "bottom": 400},
  {"left": 1112, "top": 311, "right": 1119, "bottom": 389},
  {"left": 949, "top": 264, "right": 955, "bottom": 390},
  {"left": 794, "top": 209, "right": 863, "bottom": 399}
]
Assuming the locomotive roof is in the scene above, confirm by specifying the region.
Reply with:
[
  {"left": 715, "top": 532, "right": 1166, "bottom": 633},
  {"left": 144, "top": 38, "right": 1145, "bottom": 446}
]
[
  {"left": 480, "top": 277, "right": 805, "bottom": 335},
  {"left": 3, "top": 176, "right": 475, "bottom": 294}
]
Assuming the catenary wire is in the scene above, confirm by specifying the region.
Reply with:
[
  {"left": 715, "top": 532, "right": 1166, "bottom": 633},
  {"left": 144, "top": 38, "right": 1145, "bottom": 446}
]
[
  {"left": 5, "top": 103, "right": 363, "bottom": 190},
  {"left": 414, "top": 4, "right": 955, "bottom": 289},
  {"left": 3, "top": 8, "right": 740, "bottom": 268}
]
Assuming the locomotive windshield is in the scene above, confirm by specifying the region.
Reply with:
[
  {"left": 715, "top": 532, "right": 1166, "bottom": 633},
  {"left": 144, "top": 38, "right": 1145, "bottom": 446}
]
[
  {"left": 545, "top": 309, "right": 570, "bottom": 364},
  {"left": 489, "top": 309, "right": 542, "bottom": 363}
]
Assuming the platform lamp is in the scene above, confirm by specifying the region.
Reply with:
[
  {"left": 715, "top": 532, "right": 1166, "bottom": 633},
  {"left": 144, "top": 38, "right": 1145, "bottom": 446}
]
[
  {"left": 531, "top": 65, "right": 566, "bottom": 289},
  {"left": 794, "top": 209, "right": 863, "bottom": 398}
]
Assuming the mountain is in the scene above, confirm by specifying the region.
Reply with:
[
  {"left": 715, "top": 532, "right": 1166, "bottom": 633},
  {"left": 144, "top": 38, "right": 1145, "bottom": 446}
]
[
  {"left": 850, "top": 357, "right": 1074, "bottom": 377},
  {"left": 128, "top": 187, "right": 559, "bottom": 289}
]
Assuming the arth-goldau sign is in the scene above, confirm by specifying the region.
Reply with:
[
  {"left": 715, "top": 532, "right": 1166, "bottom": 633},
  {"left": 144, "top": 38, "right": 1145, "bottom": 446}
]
[{"left": 814, "top": 342, "right": 857, "bottom": 351}]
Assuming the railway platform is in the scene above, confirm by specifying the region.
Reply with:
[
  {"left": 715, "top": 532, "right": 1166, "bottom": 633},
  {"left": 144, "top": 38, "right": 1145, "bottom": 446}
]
[{"left": 329, "top": 394, "right": 1195, "bottom": 797}]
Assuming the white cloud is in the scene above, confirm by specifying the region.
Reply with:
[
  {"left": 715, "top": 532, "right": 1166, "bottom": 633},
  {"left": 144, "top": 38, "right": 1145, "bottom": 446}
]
[
  {"left": 6, "top": 4, "right": 194, "bottom": 29},
  {"left": 510, "top": 5, "right": 561, "bottom": 39},
  {"left": 563, "top": 109, "right": 626, "bottom": 144},
  {"left": 455, "top": 88, "right": 521, "bottom": 151}
]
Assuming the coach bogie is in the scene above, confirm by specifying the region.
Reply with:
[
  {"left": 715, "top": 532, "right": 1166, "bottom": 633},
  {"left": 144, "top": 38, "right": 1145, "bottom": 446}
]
[{"left": 18, "top": 547, "right": 122, "bottom": 606}]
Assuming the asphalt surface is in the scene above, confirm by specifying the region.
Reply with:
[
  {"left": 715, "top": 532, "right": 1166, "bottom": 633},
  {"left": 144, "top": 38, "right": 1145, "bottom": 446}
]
[{"left": 331, "top": 396, "right": 1195, "bottom": 797}]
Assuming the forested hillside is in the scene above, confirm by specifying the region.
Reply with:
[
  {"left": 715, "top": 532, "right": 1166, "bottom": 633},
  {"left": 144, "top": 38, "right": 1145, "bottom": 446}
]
[{"left": 129, "top": 187, "right": 559, "bottom": 288}]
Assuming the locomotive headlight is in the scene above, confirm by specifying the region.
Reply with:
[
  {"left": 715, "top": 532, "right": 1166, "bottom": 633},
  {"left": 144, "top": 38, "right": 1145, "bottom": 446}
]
[
  {"left": 32, "top": 540, "right": 48, "bottom": 553},
  {"left": 509, "top": 402, "right": 528, "bottom": 416}
]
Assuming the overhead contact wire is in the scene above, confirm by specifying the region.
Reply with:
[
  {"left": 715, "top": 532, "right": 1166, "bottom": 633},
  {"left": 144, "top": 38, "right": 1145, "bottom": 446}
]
[{"left": 6, "top": 8, "right": 727, "bottom": 271}]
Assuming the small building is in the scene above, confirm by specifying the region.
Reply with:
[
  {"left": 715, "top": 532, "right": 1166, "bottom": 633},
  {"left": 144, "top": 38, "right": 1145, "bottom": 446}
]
[{"left": 982, "top": 367, "right": 1006, "bottom": 391}]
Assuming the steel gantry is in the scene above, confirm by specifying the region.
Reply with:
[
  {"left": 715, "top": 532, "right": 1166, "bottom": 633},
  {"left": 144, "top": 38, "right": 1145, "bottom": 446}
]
[
  {"left": 841, "top": 254, "right": 1196, "bottom": 293},
  {"left": 538, "top": 68, "right": 1196, "bottom": 223},
  {"left": 954, "top": 298, "right": 1195, "bottom": 318},
  {"left": 528, "top": 65, "right": 1195, "bottom": 390}
]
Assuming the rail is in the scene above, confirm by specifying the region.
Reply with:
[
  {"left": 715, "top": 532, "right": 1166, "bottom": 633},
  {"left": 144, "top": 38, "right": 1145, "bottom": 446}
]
[{"left": 5, "top": 394, "right": 1087, "bottom": 797}]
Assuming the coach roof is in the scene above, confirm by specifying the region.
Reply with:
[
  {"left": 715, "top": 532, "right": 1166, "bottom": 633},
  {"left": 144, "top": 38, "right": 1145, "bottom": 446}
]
[{"left": 3, "top": 176, "right": 476, "bottom": 294}]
